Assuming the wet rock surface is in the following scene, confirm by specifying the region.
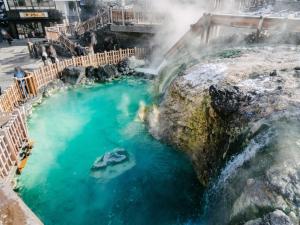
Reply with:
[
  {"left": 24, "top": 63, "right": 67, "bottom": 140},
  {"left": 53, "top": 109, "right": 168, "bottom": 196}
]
[
  {"left": 244, "top": 210, "right": 294, "bottom": 225},
  {"left": 41, "top": 79, "right": 67, "bottom": 98},
  {"left": 86, "top": 64, "right": 120, "bottom": 82},
  {"left": 61, "top": 57, "right": 145, "bottom": 85},
  {"left": 61, "top": 66, "right": 86, "bottom": 85},
  {"left": 149, "top": 46, "right": 300, "bottom": 223},
  {"left": 91, "top": 148, "right": 129, "bottom": 171},
  {"left": 86, "top": 57, "right": 146, "bottom": 82},
  {"left": 90, "top": 148, "right": 136, "bottom": 181},
  {"left": 230, "top": 157, "right": 300, "bottom": 225}
]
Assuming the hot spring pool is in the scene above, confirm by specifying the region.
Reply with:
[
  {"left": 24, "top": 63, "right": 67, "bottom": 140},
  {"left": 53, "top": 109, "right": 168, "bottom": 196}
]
[{"left": 18, "top": 78, "right": 202, "bottom": 225}]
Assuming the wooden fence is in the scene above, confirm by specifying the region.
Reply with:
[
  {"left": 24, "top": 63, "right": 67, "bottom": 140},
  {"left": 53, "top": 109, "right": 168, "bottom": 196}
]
[
  {"left": 0, "top": 48, "right": 146, "bottom": 113},
  {"left": 0, "top": 109, "right": 28, "bottom": 184}
]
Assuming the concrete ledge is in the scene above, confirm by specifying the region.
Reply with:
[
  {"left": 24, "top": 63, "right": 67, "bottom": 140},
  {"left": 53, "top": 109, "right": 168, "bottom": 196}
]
[{"left": 0, "top": 183, "right": 43, "bottom": 225}]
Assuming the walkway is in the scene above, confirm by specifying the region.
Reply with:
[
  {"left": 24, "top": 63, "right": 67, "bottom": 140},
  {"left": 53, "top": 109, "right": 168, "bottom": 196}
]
[{"left": 0, "top": 39, "right": 44, "bottom": 90}]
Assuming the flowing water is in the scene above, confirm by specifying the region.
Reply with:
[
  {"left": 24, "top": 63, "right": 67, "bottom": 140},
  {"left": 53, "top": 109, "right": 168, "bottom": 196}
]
[
  {"left": 18, "top": 78, "right": 203, "bottom": 225},
  {"left": 202, "top": 116, "right": 300, "bottom": 224}
]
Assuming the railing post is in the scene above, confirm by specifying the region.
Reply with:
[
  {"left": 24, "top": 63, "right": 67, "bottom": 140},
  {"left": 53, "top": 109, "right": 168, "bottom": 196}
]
[
  {"left": 119, "top": 48, "right": 123, "bottom": 60},
  {"left": 110, "top": 7, "right": 113, "bottom": 24},
  {"left": 205, "top": 14, "right": 212, "bottom": 44},
  {"left": 112, "top": 51, "right": 115, "bottom": 64},
  {"left": 134, "top": 47, "right": 137, "bottom": 58},
  {"left": 104, "top": 51, "right": 108, "bottom": 64},
  {"left": 122, "top": 8, "right": 125, "bottom": 26},
  {"left": 126, "top": 48, "right": 130, "bottom": 57}
]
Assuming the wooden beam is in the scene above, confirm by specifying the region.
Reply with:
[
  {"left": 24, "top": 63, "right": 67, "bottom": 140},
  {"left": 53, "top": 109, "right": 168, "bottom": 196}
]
[{"left": 210, "top": 14, "right": 300, "bottom": 32}]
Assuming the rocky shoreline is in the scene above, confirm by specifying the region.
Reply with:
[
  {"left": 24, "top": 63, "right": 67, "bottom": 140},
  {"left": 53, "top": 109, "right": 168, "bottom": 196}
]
[{"left": 23, "top": 56, "right": 148, "bottom": 116}]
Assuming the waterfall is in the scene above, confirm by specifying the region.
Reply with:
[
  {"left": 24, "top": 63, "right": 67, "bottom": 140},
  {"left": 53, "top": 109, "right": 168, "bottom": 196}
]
[
  {"left": 200, "top": 124, "right": 275, "bottom": 225},
  {"left": 213, "top": 127, "right": 274, "bottom": 190},
  {"left": 135, "top": 59, "right": 167, "bottom": 75}
]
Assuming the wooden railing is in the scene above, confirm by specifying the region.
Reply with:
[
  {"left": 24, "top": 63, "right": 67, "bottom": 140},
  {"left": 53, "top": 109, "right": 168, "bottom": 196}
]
[
  {"left": 76, "top": 8, "right": 164, "bottom": 36},
  {"left": 0, "top": 109, "right": 28, "bottom": 184},
  {"left": 45, "top": 25, "right": 78, "bottom": 55},
  {"left": 165, "top": 13, "right": 300, "bottom": 59},
  {"left": 0, "top": 48, "right": 146, "bottom": 113}
]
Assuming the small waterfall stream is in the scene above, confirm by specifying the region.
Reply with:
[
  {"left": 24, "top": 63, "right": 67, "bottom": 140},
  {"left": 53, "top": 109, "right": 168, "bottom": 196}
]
[
  {"left": 135, "top": 59, "right": 167, "bottom": 76},
  {"left": 201, "top": 115, "right": 300, "bottom": 225}
]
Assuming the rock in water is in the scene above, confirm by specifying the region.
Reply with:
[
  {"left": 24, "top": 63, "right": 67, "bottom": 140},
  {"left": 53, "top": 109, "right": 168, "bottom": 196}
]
[
  {"left": 90, "top": 148, "right": 135, "bottom": 181},
  {"left": 91, "top": 148, "right": 129, "bottom": 170}
]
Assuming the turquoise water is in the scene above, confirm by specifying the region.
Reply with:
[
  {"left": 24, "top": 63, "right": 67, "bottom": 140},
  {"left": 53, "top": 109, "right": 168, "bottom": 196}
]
[{"left": 19, "top": 78, "right": 202, "bottom": 225}]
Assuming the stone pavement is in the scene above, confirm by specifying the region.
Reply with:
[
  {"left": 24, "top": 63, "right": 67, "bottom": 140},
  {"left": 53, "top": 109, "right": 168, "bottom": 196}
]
[{"left": 0, "top": 39, "right": 44, "bottom": 90}]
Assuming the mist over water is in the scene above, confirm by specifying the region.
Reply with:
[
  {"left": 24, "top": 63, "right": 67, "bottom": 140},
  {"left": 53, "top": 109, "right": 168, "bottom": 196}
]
[{"left": 18, "top": 78, "right": 203, "bottom": 225}]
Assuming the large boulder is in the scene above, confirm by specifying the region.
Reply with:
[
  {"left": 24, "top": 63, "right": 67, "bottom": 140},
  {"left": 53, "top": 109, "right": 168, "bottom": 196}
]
[
  {"left": 61, "top": 66, "right": 85, "bottom": 85},
  {"left": 86, "top": 64, "right": 119, "bottom": 83},
  {"left": 117, "top": 57, "right": 145, "bottom": 76},
  {"left": 244, "top": 210, "right": 294, "bottom": 225}
]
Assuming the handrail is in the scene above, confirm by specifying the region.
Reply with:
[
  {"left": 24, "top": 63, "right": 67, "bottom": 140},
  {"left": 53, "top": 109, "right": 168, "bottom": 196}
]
[
  {"left": 76, "top": 8, "right": 164, "bottom": 36},
  {"left": 0, "top": 108, "right": 28, "bottom": 184},
  {"left": 165, "top": 13, "right": 300, "bottom": 59},
  {"left": 45, "top": 26, "right": 78, "bottom": 55}
]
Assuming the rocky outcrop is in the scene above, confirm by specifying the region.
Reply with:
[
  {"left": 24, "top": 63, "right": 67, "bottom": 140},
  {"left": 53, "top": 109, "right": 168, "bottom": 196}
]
[
  {"left": 244, "top": 210, "right": 294, "bottom": 225},
  {"left": 0, "top": 183, "right": 43, "bottom": 225},
  {"left": 150, "top": 46, "right": 300, "bottom": 186},
  {"left": 86, "top": 64, "right": 120, "bottom": 83},
  {"left": 61, "top": 66, "right": 86, "bottom": 85},
  {"left": 41, "top": 79, "right": 67, "bottom": 98},
  {"left": 150, "top": 46, "right": 300, "bottom": 224},
  {"left": 86, "top": 57, "right": 146, "bottom": 82}
]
